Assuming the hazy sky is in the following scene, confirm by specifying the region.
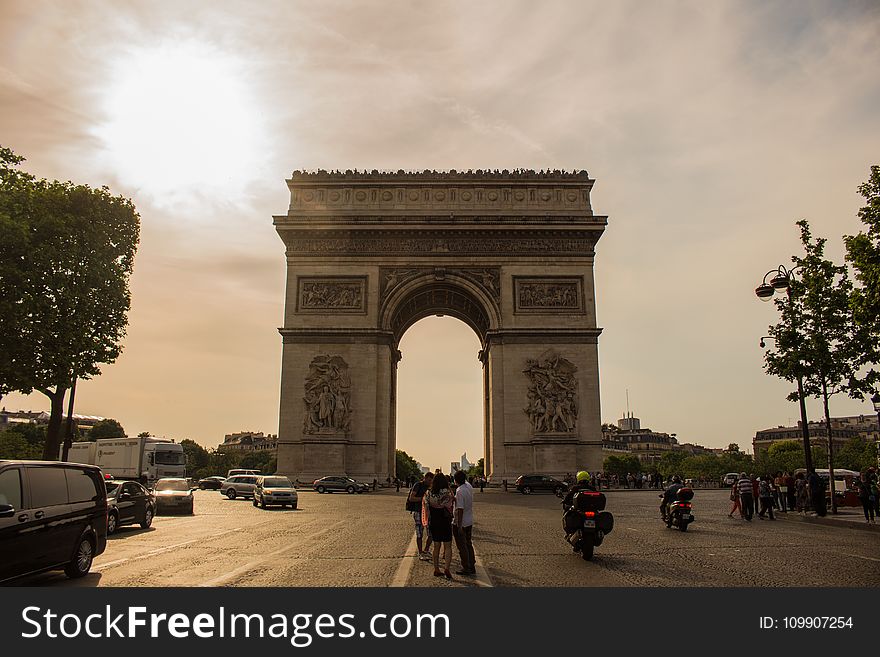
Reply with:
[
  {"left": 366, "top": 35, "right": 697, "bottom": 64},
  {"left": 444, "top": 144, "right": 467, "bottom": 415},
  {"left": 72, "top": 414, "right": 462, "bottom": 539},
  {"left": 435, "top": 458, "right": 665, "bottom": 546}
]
[{"left": 2, "top": 1, "right": 879, "bottom": 469}]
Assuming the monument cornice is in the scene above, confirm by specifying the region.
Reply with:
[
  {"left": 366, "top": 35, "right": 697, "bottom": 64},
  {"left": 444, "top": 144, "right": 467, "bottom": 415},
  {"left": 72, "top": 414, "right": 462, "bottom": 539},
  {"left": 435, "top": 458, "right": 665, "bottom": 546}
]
[
  {"left": 277, "top": 228, "right": 602, "bottom": 257},
  {"left": 278, "top": 328, "right": 395, "bottom": 345},
  {"left": 274, "top": 214, "right": 608, "bottom": 224},
  {"left": 287, "top": 169, "right": 592, "bottom": 183},
  {"left": 485, "top": 328, "right": 604, "bottom": 345}
]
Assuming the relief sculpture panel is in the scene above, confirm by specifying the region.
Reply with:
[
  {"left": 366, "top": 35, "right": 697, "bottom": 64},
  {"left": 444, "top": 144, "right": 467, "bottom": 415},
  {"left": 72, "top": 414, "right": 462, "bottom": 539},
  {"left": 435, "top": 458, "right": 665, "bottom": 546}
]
[
  {"left": 514, "top": 277, "right": 584, "bottom": 313},
  {"left": 297, "top": 276, "right": 366, "bottom": 313},
  {"left": 523, "top": 350, "right": 579, "bottom": 434},
  {"left": 303, "top": 355, "right": 352, "bottom": 434}
]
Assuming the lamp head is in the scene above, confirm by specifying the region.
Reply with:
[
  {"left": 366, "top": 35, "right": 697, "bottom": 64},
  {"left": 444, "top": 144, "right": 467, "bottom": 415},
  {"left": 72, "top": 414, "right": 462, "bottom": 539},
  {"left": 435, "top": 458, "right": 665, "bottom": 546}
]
[
  {"left": 770, "top": 273, "right": 791, "bottom": 291},
  {"left": 759, "top": 339, "right": 766, "bottom": 348},
  {"left": 755, "top": 283, "right": 774, "bottom": 301},
  {"left": 872, "top": 392, "right": 880, "bottom": 412}
]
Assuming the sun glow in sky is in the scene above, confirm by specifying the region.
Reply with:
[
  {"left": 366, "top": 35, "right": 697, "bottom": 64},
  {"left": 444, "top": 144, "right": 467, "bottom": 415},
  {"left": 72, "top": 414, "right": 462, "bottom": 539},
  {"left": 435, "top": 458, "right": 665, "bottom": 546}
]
[{"left": 95, "top": 40, "right": 266, "bottom": 205}]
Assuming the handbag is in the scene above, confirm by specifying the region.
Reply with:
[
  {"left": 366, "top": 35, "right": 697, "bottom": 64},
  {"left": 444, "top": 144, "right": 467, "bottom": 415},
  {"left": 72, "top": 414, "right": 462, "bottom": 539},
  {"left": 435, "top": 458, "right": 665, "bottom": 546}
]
[{"left": 405, "top": 484, "right": 422, "bottom": 512}]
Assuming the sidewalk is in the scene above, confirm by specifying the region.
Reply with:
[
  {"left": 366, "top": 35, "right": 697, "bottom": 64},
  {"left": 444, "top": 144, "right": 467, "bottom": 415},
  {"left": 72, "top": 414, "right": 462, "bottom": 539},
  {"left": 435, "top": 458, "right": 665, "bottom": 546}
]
[{"left": 774, "top": 507, "right": 880, "bottom": 533}]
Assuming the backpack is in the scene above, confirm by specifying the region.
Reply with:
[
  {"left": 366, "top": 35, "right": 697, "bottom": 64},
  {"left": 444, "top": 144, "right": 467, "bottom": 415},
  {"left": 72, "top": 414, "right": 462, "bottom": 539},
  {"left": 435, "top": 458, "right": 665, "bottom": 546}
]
[{"left": 405, "top": 482, "right": 423, "bottom": 512}]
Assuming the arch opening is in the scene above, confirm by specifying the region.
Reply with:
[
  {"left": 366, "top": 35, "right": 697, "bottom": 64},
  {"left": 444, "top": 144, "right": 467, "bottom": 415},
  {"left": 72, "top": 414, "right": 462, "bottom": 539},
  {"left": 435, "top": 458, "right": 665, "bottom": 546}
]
[{"left": 395, "top": 316, "right": 484, "bottom": 476}]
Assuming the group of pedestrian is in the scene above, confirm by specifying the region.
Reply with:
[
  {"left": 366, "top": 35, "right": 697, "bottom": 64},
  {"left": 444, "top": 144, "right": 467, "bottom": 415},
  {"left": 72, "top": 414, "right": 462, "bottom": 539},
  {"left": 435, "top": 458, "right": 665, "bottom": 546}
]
[
  {"left": 728, "top": 468, "right": 880, "bottom": 522},
  {"left": 406, "top": 470, "right": 476, "bottom": 580}
]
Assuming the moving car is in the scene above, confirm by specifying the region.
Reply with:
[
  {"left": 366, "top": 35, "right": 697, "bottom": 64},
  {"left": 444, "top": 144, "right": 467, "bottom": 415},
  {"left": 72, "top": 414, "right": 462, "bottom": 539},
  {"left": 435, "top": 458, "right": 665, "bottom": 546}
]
[
  {"left": 153, "top": 477, "right": 195, "bottom": 514},
  {"left": 0, "top": 460, "right": 107, "bottom": 583},
  {"left": 198, "top": 476, "right": 226, "bottom": 490},
  {"left": 313, "top": 476, "right": 369, "bottom": 494},
  {"left": 222, "top": 474, "right": 258, "bottom": 499},
  {"left": 106, "top": 479, "right": 155, "bottom": 534},
  {"left": 253, "top": 475, "right": 298, "bottom": 509},
  {"left": 226, "top": 469, "right": 260, "bottom": 479},
  {"left": 722, "top": 473, "right": 739, "bottom": 487},
  {"left": 514, "top": 474, "right": 568, "bottom": 495}
]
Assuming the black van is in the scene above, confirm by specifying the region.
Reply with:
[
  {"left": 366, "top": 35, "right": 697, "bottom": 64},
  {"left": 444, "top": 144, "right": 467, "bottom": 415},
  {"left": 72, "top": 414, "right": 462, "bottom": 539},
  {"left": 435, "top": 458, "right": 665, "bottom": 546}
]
[{"left": 0, "top": 460, "right": 108, "bottom": 583}]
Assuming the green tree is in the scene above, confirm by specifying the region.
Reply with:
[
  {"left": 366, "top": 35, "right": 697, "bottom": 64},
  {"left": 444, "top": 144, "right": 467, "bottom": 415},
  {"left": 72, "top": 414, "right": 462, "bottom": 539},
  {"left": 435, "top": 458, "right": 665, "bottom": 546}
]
[
  {"left": 0, "top": 147, "right": 140, "bottom": 461},
  {"left": 467, "top": 457, "right": 485, "bottom": 478},
  {"left": 88, "top": 418, "right": 126, "bottom": 440},
  {"left": 395, "top": 449, "right": 421, "bottom": 481},
  {"left": 180, "top": 439, "right": 210, "bottom": 479},
  {"left": 765, "top": 221, "right": 859, "bottom": 510},
  {"left": 0, "top": 430, "right": 43, "bottom": 459},
  {"left": 844, "top": 165, "right": 880, "bottom": 393},
  {"left": 657, "top": 450, "right": 688, "bottom": 478},
  {"left": 835, "top": 437, "right": 877, "bottom": 472},
  {"left": 602, "top": 454, "right": 641, "bottom": 477}
]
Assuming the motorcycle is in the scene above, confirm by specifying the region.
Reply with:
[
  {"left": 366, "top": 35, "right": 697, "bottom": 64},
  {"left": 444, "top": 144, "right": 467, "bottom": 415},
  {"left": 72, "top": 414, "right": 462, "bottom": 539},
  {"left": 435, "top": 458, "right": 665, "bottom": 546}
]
[
  {"left": 660, "top": 486, "right": 695, "bottom": 532},
  {"left": 557, "top": 488, "right": 614, "bottom": 561}
]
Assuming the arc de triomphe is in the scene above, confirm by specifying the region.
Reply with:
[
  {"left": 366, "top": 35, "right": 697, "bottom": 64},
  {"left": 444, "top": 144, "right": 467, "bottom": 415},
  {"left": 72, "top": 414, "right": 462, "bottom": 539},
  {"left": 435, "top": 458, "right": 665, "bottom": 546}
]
[{"left": 274, "top": 170, "right": 607, "bottom": 483}]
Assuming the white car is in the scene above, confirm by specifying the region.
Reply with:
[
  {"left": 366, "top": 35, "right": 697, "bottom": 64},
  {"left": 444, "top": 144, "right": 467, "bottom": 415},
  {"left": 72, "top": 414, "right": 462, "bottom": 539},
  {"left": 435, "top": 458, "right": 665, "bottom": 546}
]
[{"left": 222, "top": 475, "right": 258, "bottom": 499}]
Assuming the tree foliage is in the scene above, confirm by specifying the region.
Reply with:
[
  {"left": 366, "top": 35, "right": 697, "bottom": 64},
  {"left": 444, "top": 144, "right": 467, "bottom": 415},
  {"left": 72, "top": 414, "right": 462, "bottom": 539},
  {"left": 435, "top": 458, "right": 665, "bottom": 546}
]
[
  {"left": 395, "top": 449, "right": 422, "bottom": 481},
  {"left": 88, "top": 418, "right": 126, "bottom": 440},
  {"left": 844, "top": 164, "right": 880, "bottom": 392},
  {"left": 0, "top": 147, "right": 140, "bottom": 460},
  {"left": 602, "top": 454, "right": 641, "bottom": 477}
]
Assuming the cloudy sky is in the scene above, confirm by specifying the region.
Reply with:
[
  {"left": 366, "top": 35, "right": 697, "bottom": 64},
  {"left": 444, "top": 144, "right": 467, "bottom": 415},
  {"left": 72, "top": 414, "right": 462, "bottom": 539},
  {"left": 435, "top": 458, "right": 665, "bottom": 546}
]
[{"left": 2, "top": 0, "right": 879, "bottom": 469}]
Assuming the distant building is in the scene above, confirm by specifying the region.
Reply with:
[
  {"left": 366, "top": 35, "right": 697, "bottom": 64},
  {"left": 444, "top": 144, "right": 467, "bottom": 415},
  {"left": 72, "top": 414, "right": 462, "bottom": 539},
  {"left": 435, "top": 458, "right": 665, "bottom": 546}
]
[
  {"left": 460, "top": 452, "right": 472, "bottom": 471},
  {"left": 753, "top": 415, "right": 879, "bottom": 457},
  {"left": 602, "top": 414, "right": 679, "bottom": 464},
  {"left": 218, "top": 431, "right": 278, "bottom": 453},
  {"left": 1, "top": 408, "right": 104, "bottom": 431}
]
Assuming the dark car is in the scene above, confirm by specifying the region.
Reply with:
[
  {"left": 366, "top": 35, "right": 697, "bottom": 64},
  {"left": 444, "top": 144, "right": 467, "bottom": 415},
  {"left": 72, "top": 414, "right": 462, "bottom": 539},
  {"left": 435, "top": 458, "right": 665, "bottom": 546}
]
[
  {"left": 0, "top": 460, "right": 108, "bottom": 583},
  {"left": 153, "top": 478, "right": 195, "bottom": 514},
  {"left": 515, "top": 474, "right": 568, "bottom": 495},
  {"left": 105, "top": 480, "right": 155, "bottom": 534},
  {"left": 198, "top": 476, "right": 226, "bottom": 490},
  {"left": 313, "top": 476, "right": 368, "bottom": 494}
]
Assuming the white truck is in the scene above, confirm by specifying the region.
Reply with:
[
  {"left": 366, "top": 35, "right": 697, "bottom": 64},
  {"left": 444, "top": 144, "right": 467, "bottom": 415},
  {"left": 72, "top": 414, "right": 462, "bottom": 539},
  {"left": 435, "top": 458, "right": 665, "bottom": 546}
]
[{"left": 67, "top": 437, "right": 186, "bottom": 485}]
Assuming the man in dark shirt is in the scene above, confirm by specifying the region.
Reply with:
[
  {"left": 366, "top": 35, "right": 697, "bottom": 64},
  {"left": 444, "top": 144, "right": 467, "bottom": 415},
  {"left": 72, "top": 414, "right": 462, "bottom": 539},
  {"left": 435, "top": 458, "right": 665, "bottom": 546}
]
[{"left": 660, "top": 475, "right": 684, "bottom": 521}]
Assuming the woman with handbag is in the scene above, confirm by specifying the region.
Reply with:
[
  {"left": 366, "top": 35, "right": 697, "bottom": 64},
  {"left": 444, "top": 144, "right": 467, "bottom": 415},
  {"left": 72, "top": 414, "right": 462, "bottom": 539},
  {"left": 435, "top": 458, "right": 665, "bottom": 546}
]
[
  {"left": 407, "top": 472, "right": 433, "bottom": 560},
  {"left": 426, "top": 472, "right": 455, "bottom": 579}
]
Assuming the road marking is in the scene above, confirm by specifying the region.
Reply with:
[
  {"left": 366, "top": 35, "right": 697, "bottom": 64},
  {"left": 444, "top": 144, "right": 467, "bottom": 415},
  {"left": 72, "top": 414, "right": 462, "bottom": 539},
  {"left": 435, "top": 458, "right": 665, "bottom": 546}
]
[
  {"left": 198, "top": 520, "right": 346, "bottom": 587},
  {"left": 841, "top": 552, "right": 880, "bottom": 563},
  {"left": 95, "top": 527, "right": 242, "bottom": 571},
  {"left": 390, "top": 534, "right": 419, "bottom": 587},
  {"left": 471, "top": 548, "right": 493, "bottom": 588}
]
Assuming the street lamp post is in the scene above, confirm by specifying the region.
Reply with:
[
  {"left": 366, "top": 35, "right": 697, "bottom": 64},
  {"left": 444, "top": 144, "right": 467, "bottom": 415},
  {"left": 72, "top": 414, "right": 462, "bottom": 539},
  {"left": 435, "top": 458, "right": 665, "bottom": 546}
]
[{"left": 755, "top": 266, "right": 813, "bottom": 473}]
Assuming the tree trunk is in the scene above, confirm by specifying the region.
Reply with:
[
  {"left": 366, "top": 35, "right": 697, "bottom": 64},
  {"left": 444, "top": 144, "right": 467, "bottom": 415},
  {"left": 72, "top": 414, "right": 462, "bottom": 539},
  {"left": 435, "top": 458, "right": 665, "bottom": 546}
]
[
  {"left": 40, "top": 386, "right": 67, "bottom": 461},
  {"left": 820, "top": 378, "right": 837, "bottom": 514}
]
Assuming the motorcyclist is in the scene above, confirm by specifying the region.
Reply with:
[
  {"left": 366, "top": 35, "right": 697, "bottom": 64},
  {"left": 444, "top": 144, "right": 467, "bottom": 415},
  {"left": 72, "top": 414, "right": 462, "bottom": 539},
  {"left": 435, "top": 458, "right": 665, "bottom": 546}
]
[
  {"left": 562, "top": 470, "right": 597, "bottom": 509},
  {"left": 660, "top": 475, "right": 684, "bottom": 521}
]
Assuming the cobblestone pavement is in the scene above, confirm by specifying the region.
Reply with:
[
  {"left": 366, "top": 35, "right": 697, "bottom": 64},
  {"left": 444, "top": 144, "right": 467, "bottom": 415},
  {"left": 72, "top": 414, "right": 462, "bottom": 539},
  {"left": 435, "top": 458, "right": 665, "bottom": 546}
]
[{"left": 15, "top": 488, "right": 879, "bottom": 587}]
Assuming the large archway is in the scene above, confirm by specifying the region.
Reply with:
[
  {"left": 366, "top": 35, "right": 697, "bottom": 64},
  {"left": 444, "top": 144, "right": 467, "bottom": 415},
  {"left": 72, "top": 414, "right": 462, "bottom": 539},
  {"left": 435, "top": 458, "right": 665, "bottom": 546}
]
[
  {"left": 395, "top": 316, "right": 483, "bottom": 475},
  {"left": 274, "top": 170, "right": 606, "bottom": 482}
]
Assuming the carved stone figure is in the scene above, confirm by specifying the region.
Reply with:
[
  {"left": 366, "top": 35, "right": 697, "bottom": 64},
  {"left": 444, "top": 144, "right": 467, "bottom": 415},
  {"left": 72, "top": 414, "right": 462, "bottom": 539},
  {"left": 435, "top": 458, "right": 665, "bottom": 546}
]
[
  {"left": 523, "top": 351, "right": 579, "bottom": 433},
  {"left": 518, "top": 282, "right": 580, "bottom": 309},
  {"left": 299, "top": 279, "right": 364, "bottom": 311},
  {"left": 303, "top": 355, "right": 352, "bottom": 433}
]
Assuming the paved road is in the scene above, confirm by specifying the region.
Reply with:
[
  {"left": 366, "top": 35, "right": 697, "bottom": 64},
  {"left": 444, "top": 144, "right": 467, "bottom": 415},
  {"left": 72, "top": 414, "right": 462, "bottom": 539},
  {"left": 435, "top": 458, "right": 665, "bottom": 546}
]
[{"left": 15, "top": 488, "right": 879, "bottom": 587}]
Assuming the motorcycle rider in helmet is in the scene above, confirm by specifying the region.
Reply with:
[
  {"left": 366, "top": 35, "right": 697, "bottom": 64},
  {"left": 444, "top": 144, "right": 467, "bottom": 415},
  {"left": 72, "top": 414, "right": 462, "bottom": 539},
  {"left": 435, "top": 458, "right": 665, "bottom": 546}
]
[
  {"left": 562, "top": 470, "right": 597, "bottom": 509},
  {"left": 660, "top": 475, "right": 684, "bottom": 521}
]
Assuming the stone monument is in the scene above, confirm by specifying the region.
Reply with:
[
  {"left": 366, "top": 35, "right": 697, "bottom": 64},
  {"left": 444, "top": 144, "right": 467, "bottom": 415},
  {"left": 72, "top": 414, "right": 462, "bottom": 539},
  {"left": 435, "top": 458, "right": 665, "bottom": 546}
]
[{"left": 274, "top": 169, "right": 607, "bottom": 483}]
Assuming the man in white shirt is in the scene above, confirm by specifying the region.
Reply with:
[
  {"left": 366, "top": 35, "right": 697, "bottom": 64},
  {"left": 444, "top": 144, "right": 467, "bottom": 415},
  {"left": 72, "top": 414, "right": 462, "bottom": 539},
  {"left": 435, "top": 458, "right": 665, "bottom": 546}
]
[{"left": 452, "top": 470, "right": 476, "bottom": 576}]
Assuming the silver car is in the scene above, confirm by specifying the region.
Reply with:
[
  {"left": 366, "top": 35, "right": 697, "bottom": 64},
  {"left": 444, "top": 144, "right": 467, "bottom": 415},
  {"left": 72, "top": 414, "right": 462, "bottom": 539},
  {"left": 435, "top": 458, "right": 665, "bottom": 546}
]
[
  {"left": 253, "top": 476, "right": 298, "bottom": 509},
  {"left": 222, "top": 475, "right": 258, "bottom": 499}
]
